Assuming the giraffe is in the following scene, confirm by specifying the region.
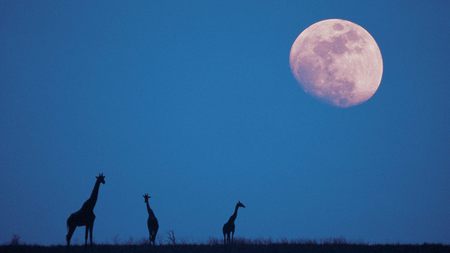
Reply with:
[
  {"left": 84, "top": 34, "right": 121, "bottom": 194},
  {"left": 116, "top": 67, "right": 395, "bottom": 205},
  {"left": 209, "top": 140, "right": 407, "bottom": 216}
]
[
  {"left": 222, "top": 201, "right": 245, "bottom": 244},
  {"left": 143, "top": 193, "right": 159, "bottom": 245},
  {"left": 66, "top": 173, "right": 105, "bottom": 246}
]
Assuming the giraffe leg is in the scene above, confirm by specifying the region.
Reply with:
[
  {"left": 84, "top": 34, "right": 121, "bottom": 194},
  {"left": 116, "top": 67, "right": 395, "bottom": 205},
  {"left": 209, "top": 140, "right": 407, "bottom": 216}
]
[
  {"left": 151, "top": 232, "right": 157, "bottom": 246},
  {"left": 231, "top": 231, "right": 234, "bottom": 244},
  {"left": 84, "top": 225, "right": 89, "bottom": 247},
  {"left": 66, "top": 225, "right": 76, "bottom": 246},
  {"left": 148, "top": 227, "right": 152, "bottom": 245},
  {"left": 89, "top": 222, "right": 94, "bottom": 245}
]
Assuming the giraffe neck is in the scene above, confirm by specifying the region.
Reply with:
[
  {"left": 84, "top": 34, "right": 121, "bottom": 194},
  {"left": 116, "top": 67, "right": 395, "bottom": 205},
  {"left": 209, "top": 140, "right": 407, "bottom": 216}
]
[
  {"left": 87, "top": 180, "right": 101, "bottom": 209},
  {"left": 146, "top": 201, "right": 156, "bottom": 219},
  {"left": 229, "top": 205, "right": 239, "bottom": 222}
]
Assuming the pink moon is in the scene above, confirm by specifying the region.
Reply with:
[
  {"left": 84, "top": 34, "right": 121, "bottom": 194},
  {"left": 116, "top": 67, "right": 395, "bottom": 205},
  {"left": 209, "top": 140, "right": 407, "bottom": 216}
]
[{"left": 289, "top": 19, "right": 383, "bottom": 108}]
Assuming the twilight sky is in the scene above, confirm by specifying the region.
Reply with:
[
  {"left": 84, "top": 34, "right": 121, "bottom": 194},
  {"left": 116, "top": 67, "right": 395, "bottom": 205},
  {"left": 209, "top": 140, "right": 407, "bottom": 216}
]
[{"left": 0, "top": 0, "right": 449, "bottom": 245}]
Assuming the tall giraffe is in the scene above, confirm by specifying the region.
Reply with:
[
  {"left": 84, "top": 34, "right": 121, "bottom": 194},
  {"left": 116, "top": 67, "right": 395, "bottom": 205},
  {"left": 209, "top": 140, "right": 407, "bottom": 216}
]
[
  {"left": 66, "top": 173, "right": 105, "bottom": 246},
  {"left": 222, "top": 201, "right": 245, "bottom": 244},
  {"left": 143, "top": 193, "right": 159, "bottom": 245}
]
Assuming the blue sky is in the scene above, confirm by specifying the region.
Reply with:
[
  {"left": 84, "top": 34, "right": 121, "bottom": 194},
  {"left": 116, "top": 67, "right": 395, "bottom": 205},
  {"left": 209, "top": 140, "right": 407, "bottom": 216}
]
[{"left": 0, "top": 0, "right": 449, "bottom": 245}]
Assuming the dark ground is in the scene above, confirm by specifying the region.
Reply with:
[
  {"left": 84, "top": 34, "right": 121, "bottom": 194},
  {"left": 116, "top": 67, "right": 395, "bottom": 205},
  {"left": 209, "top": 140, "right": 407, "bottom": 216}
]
[{"left": 1, "top": 243, "right": 449, "bottom": 253}]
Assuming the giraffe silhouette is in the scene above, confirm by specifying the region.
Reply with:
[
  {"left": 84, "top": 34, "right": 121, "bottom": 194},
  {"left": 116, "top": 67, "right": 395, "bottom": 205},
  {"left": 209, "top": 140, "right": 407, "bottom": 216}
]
[
  {"left": 222, "top": 201, "right": 245, "bottom": 244},
  {"left": 143, "top": 193, "right": 159, "bottom": 245},
  {"left": 66, "top": 173, "right": 105, "bottom": 246}
]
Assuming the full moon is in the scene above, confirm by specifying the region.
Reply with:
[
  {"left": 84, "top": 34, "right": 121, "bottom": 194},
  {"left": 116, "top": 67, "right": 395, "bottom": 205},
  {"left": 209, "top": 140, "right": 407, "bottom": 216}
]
[{"left": 289, "top": 19, "right": 383, "bottom": 107}]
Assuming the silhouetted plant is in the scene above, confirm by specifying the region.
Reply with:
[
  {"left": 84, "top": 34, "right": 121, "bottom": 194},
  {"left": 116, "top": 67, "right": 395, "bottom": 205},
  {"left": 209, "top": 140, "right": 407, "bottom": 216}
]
[
  {"left": 137, "top": 237, "right": 149, "bottom": 245},
  {"left": 207, "top": 237, "right": 221, "bottom": 245},
  {"left": 1, "top": 241, "right": 449, "bottom": 253},
  {"left": 9, "top": 234, "right": 20, "bottom": 246},
  {"left": 323, "top": 237, "right": 347, "bottom": 244},
  {"left": 167, "top": 230, "right": 176, "bottom": 245},
  {"left": 126, "top": 237, "right": 134, "bottom": 245},
  {"left": 112, "top": 234, "right": 120, "bottom": 245}
]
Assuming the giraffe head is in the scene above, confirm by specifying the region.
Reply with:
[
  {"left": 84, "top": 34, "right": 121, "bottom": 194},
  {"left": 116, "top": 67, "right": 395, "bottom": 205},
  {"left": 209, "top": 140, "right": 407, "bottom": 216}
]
[
  {"left": 143, "top": 193, "right": 150, "bottom": 203},
  {"left": 237, "top": 201, "right": 246, "bottom": 208},
  {"left": 96, "top": 173, "right": 106, "bottom": 184}
]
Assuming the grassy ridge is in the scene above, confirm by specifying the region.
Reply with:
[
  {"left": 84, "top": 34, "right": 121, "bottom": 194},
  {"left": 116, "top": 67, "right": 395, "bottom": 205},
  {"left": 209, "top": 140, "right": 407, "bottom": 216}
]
[{"left": 2, "top": 243, "right": 449, "bottom": 253}]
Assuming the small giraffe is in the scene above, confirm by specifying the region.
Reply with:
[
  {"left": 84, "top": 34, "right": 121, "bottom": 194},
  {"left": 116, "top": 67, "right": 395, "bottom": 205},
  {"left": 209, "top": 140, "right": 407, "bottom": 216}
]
[
  {"left": 144, "top": 193, "right": 159, "bottom": 245},
  {"left": 222, "top": 201, "right": 245, "bottom": 244},
  {"left": 66, "top": 173, "right": 105, "bottom": 246}
]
